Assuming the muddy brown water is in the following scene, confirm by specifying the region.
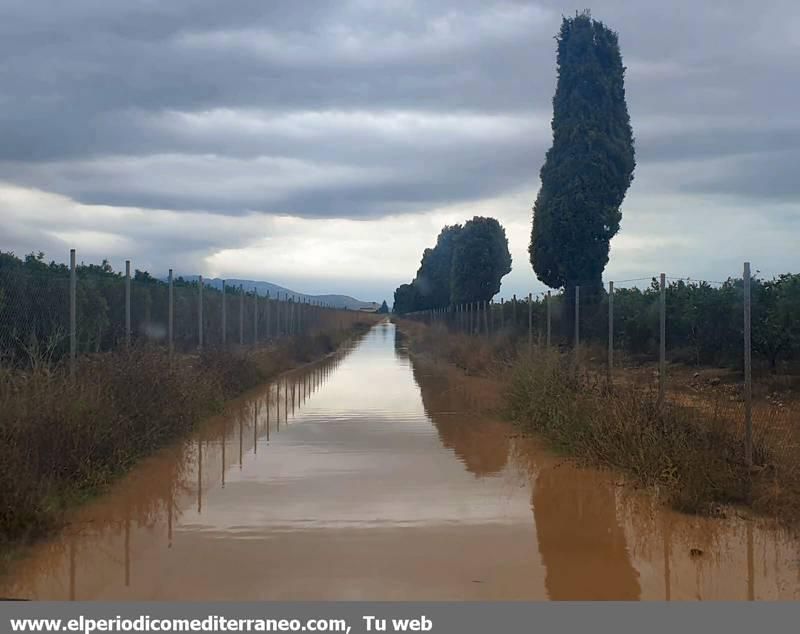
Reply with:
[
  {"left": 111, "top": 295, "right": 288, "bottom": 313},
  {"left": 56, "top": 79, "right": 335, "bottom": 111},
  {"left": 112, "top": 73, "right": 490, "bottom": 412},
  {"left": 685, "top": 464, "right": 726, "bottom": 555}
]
[{"left": 2, "top": 321, "right": 799, "bottom": 600}]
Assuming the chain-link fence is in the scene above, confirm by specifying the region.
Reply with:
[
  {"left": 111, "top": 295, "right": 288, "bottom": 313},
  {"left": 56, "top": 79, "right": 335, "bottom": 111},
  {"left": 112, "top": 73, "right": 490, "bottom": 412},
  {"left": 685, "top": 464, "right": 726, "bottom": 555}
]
[
  {"left": 403, "top": 262, "right": 800, "bottom": 467},
  {"left": 0, "top": 267, "right": 72, "bottom": 365},
  {"left": 0, "top": 249, "right": 367, "bottom": 369}
]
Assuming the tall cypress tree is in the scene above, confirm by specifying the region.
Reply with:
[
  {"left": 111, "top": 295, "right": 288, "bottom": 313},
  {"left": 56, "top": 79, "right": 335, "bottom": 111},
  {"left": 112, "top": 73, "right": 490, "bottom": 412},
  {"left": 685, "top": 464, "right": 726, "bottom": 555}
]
[{"left": 529, "top": 12, "right": 635, "bottom": 300}]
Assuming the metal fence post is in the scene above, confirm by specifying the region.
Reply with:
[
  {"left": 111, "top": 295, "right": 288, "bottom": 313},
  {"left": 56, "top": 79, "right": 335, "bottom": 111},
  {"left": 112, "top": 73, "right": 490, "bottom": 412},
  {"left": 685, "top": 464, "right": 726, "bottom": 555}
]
[
  {"left": 266, "top": 291, "right": 271, "bottom": 340},
  {"left": 608, "top": 281, "right": 614, "bottom": 384},
  {"left": 168, "top": 269, "right": 174, "bottom": 362},
  {"left": 125, "top": 260, "right": 131, "bottom": 347},
  {"left": 574, "top": 285, "right": 581, "bottom": 376},
  {"left": 221, "top": 280, "right": 226, "bottom": 345},
  {"left": 527, "top": 292, "right": 533, "bottom": 356},
  {"left": 69, "top": 248, "right": 76, "bottom": 376},
  {"left": 546, "top": 291, "right": 551, "bottom": 348},
  {"left": 659, "top": 273, "right": 666, "bottom": 408},
  {"left": 472, "top": 302, "right": 477, "bottom": 335},
  {"left": 198, "top": 275, "right": 204, "bottom": 349},
  {"left": 239, "top": 287, "right": 244, "bottom": 345},
  {"left": 743, "top": 262, "right": 753, "bottom": 467},
  {"left": 253, "top": 287, "right": 258, "bottom": 345},
  {"left": 512, "top": 294, "right": 517, "bottom": 333},
  {"left": 276, "top": 293, "right": 282, "bottom": 337},
  {"left": 575, "top": 286, "right": 581, "bottom": 350}
]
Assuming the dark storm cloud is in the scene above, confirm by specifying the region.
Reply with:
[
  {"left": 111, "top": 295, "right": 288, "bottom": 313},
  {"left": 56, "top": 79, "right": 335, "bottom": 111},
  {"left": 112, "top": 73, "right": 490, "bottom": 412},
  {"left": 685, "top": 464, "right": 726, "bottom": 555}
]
[{"left": 0, "top": 0, "right": 799, "bottom": 218}]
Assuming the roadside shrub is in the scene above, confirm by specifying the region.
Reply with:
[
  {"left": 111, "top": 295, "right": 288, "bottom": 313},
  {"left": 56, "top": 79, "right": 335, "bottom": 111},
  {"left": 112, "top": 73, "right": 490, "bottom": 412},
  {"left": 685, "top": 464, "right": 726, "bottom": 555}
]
[
  {"left": 0, "top": 322, "right": 372, "bottom": 549},
  {"left": 505, "top": 354, "right": 787, "bottom": 516}
]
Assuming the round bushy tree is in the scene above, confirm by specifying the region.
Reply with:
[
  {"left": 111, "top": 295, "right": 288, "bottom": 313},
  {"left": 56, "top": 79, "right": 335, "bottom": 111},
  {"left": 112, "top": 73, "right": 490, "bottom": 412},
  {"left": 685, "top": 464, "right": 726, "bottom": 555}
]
[
  {"left": 450, "top": 216, "right": 512, "bottom": 304},
  {"left": 412, "top": 224, "right": 462, "bottom": 310},
  {"left": 392, "top": 283, "right": 419, "bottom": 314}
]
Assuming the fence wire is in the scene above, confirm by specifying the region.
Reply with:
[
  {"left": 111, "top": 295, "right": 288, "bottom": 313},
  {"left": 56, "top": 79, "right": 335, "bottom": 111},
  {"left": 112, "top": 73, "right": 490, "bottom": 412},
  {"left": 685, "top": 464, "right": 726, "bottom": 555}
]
[
  {"left": 0, "top": 255, "right": 366, "bottom": 369},
  {"left": 403, "top": 265, "right": 800, "bottom": 468},
  {"left": 0, "top": 269, "right": 71, "bottom": 365}
]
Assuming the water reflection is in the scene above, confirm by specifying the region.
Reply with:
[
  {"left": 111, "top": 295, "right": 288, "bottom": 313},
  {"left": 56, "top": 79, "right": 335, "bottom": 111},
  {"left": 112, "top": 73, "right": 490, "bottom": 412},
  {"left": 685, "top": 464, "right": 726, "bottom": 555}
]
[
  {"left": 531, "top": 462, "right": 640, "bottom": 600},
  {"left": 0, "top": 337, "right": 352, "bottom": 601},
  {"left": 0, "top": 322, "right": 798, "bottom": 600},
  {"left": 410, "top": 360, "right": 509, "bottom": 477}
]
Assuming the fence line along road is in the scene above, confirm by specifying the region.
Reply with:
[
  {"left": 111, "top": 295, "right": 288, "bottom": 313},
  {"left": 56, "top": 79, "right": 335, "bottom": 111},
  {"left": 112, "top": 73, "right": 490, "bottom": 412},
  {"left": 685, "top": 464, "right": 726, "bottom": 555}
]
[
  {"left": 0, "top": 248, "right": 367, "bottom": 373},
  {"left": 402, "top": 262, "right": 776, "bottom": 469}
]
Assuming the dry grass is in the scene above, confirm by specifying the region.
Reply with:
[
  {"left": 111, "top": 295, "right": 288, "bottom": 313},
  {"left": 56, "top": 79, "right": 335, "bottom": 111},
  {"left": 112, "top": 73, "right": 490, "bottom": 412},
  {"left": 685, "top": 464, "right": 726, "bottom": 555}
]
[
  {"left": 399, "top": 321, "right": 517, "bottom": 377},
  {"left": 507, "top": 353, "right": 759, "bottom": 513},
  {"left": 397, "top": 319, "right": 800, "bottom": 524},
  {"left": 0, "top": 322, "right": 373, "bottom": 550}
]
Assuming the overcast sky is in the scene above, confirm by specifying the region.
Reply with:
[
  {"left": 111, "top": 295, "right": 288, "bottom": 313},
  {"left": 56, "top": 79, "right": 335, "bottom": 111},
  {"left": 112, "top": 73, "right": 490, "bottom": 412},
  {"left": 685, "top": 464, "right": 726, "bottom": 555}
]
[{"left": 1, "top": 0, "right": 798, "bottom": 302}]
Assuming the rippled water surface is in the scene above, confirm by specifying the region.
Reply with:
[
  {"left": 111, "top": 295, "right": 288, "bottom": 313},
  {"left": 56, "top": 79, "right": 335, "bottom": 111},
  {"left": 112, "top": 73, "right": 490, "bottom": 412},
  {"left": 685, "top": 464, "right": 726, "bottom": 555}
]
[{"left": 2, "top": 321, "right": 799, "bottom": 600}]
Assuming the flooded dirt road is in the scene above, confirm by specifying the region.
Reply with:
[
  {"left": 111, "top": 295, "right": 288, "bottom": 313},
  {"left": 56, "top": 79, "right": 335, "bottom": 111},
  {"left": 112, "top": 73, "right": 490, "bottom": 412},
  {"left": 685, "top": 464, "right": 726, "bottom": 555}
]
[{"left": 2, "top": 321, "right": 799, "bottom": 600}]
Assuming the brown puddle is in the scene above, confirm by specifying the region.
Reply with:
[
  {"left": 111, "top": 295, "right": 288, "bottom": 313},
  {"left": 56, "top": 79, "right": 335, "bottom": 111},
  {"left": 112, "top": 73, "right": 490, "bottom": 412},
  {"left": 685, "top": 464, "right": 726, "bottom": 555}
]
[{"left": 1, "top": 321, "right": 799, "bottom": 600}]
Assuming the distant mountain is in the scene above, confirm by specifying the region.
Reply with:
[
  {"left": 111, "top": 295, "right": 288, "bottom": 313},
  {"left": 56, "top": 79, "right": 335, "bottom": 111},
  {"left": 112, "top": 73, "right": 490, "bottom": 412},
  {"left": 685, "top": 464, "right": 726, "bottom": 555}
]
[{"left": 175, "top": 276, "right": 379, "bottom": 311}]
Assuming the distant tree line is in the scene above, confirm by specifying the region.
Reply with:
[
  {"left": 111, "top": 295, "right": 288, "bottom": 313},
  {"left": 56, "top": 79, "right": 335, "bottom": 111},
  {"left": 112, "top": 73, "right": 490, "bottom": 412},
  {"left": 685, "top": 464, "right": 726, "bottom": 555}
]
[{"left": 393, "top": 217, "right": 512, "bottom": 314}]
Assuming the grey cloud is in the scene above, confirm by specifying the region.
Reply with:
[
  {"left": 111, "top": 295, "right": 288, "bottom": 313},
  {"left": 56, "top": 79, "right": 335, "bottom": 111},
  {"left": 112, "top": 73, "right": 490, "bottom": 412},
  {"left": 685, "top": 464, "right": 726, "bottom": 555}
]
[
  {"left": 0, "top": 0, "right": 559, "bottom": 216},
  {"left": 681, "top": 149, "right": 800, "bottom": 202},
  {"left": 0, "top": 0, "right": 799, "bottom": 274}
]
